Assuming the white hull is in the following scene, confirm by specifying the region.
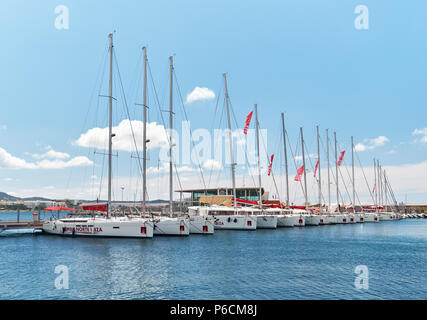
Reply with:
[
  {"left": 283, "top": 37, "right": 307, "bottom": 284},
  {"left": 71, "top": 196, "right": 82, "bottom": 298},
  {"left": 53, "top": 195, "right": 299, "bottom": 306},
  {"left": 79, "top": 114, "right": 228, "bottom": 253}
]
[
  {"left": 304, "top": 215, "right": 321, "bottom": 226},
  {"left": 42, "top": 216, "right": 154, "bottom": 238},
  {"left": 277, "top": 214, "right": 301, "bottom": 227},
  {"left": 364, "top": 213, "right": 380, "bottom": 222},
  {"left": 256, "top": 215, "right": 278, "bottom": 229},
  {"left": 153, "top": 217, "right": 190, "bottom": 236},
  {"left": 379, "top": 213, "right": 394, "bottom": 221},
  {"left": 188, "top": 215, "right": 215, "bottom": 234},
  {"left": 318, "top": 215, "right": 328, "bottom": 225},
  {"left": 213, "top": 215, "right": 257, "bottom": 230},
  {"left": 325, "top": 215, "right": 337, "bottom": 224},
  {"left": 348, "top": 215, "right": 357, "bottom": 224},
  {"left": 335, "top": 214, "right": 349, "bottom": 224}
]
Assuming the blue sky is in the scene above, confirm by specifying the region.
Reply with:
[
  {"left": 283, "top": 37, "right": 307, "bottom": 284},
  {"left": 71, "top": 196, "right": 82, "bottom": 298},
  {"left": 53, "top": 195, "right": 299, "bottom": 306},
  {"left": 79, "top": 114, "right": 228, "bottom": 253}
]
[{"left": 0, "top": 1, "right": 426, "bottom": 204}]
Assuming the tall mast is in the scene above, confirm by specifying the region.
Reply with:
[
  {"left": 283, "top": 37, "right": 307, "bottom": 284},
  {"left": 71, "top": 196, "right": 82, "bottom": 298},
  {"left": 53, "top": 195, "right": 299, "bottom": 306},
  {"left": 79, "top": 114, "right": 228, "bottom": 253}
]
[
  {"left": 281, "top": 113, "right": 290, "bottom": 209},
  {"left": 142, "top": 46, "right": 147, "bottom": 216},
  {"left": 223, "top": 74, "right": 237, "bottom": 209},
  {"left": 326, "top": 129, "right": 331, "bottom": 211},
  {"left": 316, "top": 126, "right": 321, "bottom": 211},
  {"left": 169, "top": 56, "right": 173, "bottom": 217},
  {"left": 378, "top": 160, "right": 382, "bottom": 210},
  {"left": 334, "top": 132, "right": 340, "bottom": 213},
  {"left": 374, "top": 158, "right": 378, "bottom": 213},
  {"left": 351, "top": 136, "right": 355, "bottom": 213},
  {"left": 107, "top": 33, "right": 113, "bottom": 219},
  {"left": 300, "top": 127, "right": 308, "bottom": 210},
  {"left": 255, "top": 104, "right": 262, "bottom": 209}
]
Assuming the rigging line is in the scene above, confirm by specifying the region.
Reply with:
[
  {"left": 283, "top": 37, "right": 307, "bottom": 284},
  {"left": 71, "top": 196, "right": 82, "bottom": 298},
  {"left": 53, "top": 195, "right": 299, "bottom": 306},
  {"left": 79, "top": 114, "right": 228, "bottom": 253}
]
[
  {"left": 326, "top": 138, "right": 347, "bottom": 205},
  {"left": 228, "top": 98, "right": 257, "bottom": 189},
  {"left": 303, "top": 140, "right": 327, "bottom": 206},
  {"left": 286, "top": 130, "right": 306, "bottom": 202},
  {"left": 258, "top": 118, "right": 281, "bottom": 203},
  {"left": 173, "top": 70, "right": 207, "bottom": 190},
  {"left": 113, "top": 50, "right": 144, "bottom": 178},
  {"left": 354, "top": 149, "right": 376, "bottom": 204}
]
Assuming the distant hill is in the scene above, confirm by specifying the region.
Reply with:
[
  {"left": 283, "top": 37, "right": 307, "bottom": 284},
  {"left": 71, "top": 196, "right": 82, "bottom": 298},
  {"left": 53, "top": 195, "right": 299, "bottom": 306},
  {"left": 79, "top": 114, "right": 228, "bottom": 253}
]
[{"left": 0, "top": 192, "right": 51, "bottom": 201}]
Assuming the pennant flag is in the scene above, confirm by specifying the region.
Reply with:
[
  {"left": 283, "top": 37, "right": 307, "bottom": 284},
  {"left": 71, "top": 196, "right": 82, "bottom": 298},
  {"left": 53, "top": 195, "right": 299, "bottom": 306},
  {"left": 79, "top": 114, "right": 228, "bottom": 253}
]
[
  {"left": 337, "top": 150, "right": 346, "bottom": 166},
  {"left": 314, "top": 160, "right": 319, "bottom": 177},
  {"left": 267, "top": 154, "right": 274, "bottom": 176},
  {"left": 294, "top": 165, "right": 304, "bottom": 181},
  {"left": 243, "top": 111, "right": 253, "bottom": 134},
  {"left": 372, "top": 184, "right": 376, "bottom": 194}
]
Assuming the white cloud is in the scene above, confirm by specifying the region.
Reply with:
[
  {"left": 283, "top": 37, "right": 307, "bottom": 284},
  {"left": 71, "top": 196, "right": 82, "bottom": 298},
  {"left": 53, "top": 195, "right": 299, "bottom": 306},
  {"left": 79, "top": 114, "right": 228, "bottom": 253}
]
[
  {"left": 74, "top": 119, "right": 168, "bottom": 152},
  {"left": 203, "top": 159, "right": 223, "bottom": 171},
  {"left": 185, "top": 87, "right": 215, "bottom": 104},
  {"left": 355, "top": 135, "right": 389, "bottom": 152},
  {"left": 412, "top": 127, "right": 427, "bottom": 143},
  {"left": 146, "top": 163, "right": 196, "bottom": 175},
  {"left": 0, "top": 147, "right": 93, "bottom": 170},
  {"left": 32, "top": 149, "right": 70, "bottom": 160},
  {"left": 1, "top": 125, "right": 6, "bottom": 130}
]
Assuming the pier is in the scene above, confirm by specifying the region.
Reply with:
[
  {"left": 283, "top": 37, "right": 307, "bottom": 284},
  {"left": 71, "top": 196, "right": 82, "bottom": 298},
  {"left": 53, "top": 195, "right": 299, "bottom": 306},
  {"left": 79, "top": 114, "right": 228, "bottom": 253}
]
[{"left": 0, "top": 221, "right": 43, "bottom": 231}]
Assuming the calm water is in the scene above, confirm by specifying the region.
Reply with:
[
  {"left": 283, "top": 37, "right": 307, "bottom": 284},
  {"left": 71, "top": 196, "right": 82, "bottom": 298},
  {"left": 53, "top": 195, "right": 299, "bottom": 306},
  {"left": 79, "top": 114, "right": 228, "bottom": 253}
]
[{"left": 1, "top": 214, "right": 426, "bottom": 300}]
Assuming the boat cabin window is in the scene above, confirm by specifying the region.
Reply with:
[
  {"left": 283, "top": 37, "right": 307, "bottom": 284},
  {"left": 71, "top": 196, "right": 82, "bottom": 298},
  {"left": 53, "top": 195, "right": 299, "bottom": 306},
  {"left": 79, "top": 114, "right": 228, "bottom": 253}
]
[{"left": 208, "top": 210, "right": 234, "bottom": 216}]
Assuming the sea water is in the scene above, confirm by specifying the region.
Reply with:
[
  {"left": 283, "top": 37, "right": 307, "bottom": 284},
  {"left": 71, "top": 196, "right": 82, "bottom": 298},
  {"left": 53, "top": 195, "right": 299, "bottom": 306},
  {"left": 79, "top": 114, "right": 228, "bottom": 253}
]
[{"left": 0, "top": 215, "right": 426, "bottom": 299}]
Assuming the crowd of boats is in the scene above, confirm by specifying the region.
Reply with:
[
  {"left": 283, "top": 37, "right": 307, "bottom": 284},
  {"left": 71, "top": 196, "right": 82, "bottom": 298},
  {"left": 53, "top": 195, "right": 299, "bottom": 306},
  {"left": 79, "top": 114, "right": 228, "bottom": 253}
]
[{"left": 42, "top": 34, "right": 417, "bottom": 239}]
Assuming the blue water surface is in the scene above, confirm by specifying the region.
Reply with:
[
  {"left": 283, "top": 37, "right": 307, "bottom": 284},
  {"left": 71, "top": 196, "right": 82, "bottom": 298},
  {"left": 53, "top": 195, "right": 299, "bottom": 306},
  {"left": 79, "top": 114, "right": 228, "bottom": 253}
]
[{"left": 0, "top": 216, "right": 426, "bottom": 300}]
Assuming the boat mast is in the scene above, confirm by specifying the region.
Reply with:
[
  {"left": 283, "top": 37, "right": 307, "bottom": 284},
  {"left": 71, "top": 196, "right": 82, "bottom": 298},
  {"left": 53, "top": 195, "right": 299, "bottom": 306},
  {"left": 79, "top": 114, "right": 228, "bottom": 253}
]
[
  {"left": 169, "top": 56, "right": 174, "bottom": 217},
  {"left": 351, "top": 136, "right": 355, "bottom": 213},
  {"left": 223, "top": 74, "right": 237, "bottom": 209},
  {"left": 316, "top": 126, "right": 321, "bottom": 212},
  {"left": 300, "top": 127, "right": 308, "bottom": 211},
  {"left": 107, "top": 33, "right": 113, "bottom": 219},
  {"left": 281, "top": 113, "right": 290, "bottom": 209},
  {"left": 255, "top": 104, "right": 262, "bottom": 210},
  {"left": 374, "top": 158, "right": 378, "bottom": 213},
  {"left": 326, "top": 129, "right": 331, "bottom": 212},
  {"left": 334, "top": 132, "right": 340, "bottom": 213},
  {"left": 142, "top": 46, "right": 147, "bottom": 216}
]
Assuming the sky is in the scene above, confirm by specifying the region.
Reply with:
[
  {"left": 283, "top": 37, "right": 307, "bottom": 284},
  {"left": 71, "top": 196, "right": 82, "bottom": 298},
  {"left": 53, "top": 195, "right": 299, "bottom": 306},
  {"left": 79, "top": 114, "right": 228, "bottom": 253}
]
[{"left": 0, "top": 0, "right": 426, "bottom": 204}]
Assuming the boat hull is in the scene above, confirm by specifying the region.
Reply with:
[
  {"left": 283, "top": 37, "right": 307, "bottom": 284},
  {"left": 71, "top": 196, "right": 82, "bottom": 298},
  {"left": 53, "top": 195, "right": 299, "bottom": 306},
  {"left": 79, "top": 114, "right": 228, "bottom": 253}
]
[
  {"left": 153, "top": 217, "right": 190, "bottom": 236},
  {"left": 277, "top": 214, "right": 300, "bottom": 227},
  {"left": 305, "top": 215, "right": 321, "bottom": 226},
  {"left": 188, "top": 215, "right": 215, "bottom": 234},
  {"left": 42, "top": 217, "right": 154, "bottom": 238},
  {"left": 213, "top": 215, "right": 257, "bottom": 230},
  {"left": 256, "top": 215, "right": 278, "bottom": 229}
]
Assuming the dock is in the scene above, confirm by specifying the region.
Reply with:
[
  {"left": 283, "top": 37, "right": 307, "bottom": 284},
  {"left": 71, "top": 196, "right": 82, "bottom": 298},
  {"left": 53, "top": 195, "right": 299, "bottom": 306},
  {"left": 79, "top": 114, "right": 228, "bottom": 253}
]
[{"left": 0, "top": 221, "right": 44, "bottom": 231}]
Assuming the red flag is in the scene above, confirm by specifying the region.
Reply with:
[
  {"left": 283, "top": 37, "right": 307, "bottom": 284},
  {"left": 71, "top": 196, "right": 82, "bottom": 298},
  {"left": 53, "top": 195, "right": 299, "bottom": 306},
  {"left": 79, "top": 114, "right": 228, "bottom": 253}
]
[
  {"left": 243, "top": 111, "right": 253, "bottom": 134},
  {"left": 314, "top": 160, "right": 319, "bottom": 177},
  {"left": 294, "top": 165, "right": 304, "bottom": 181},
  {"left": 267, "top": 154, "right": 274, "bottom": 176},
  {"left": 337, "top": 150, "right": 345, "bottom": 166},
  {"left": 372, "top": 184, "right": 376, "bottom": 194}
]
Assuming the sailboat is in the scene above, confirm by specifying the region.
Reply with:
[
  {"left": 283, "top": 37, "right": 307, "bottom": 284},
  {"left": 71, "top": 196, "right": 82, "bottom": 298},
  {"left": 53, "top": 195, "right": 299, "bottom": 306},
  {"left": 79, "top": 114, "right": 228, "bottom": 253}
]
[
  {"left": 187, "top": 74, "right": 257, "bottom": 231},
  {"left": 149, "top": 55, "right": 190, "bottom": 236},
  {"left": 252, "top": 104, "right": 277, "bottom": 229},
  {"left": 43, "top": 34, "right": 154, "bottom": 238},
  {"left": 276, "top": 113, "right": 305, "bottom": 227}
]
